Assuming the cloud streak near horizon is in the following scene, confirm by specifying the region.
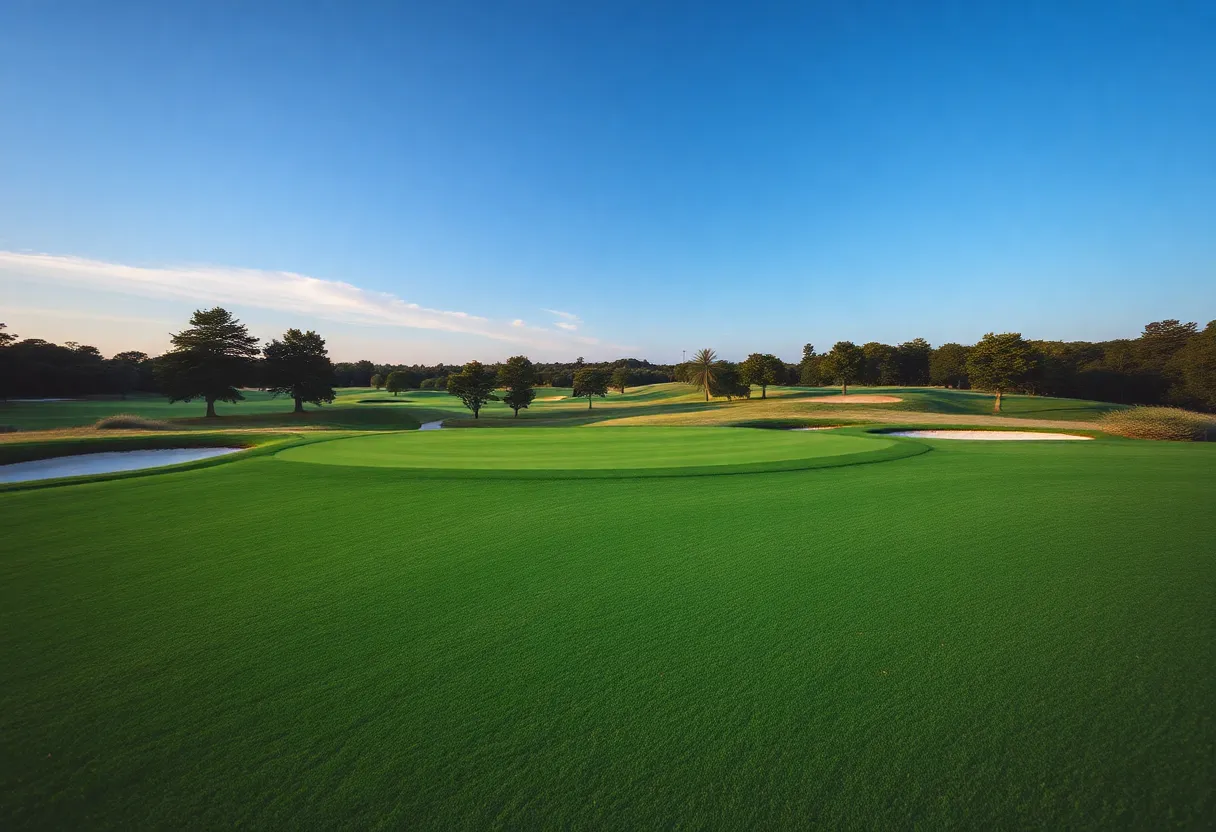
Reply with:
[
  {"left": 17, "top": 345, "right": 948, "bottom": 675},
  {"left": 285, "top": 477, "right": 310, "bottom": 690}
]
[{"left": 0, "top": 251, "right": 628, "bottom": 352}]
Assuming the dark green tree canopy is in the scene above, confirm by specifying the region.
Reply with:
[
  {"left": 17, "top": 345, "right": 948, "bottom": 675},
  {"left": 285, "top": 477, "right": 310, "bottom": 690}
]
[
  {"left": 896, "top": 338, "right": 932, "bottom": 386},
  {"left": 820, "top": 341, "right": 865, "bottom": 394},
  {"left": 385, "top": 370, "right": 418, "bottom": 395},
  {"left": 499, "top": 355, "right": 538, "bottom": 416},
  {"left": 611, "top": 365, "right": 632, "bottom": 394},
  {"left": 370, "top": 373, "right": 385, "bottom": 390},
  {"left": 156, "top": 307, "right": 260, "bottom": 417},
  {"left": 929, "top": 343, "right": 970, "bottom": 388},
  {"left": 966, "top": 332, "right": 1035, "bottom": 411},
  {"left": 446, "top": 360, "right": 499, "bottom": 418},
  {"left": 712, "top": 362, "right": 751, "bottom": 400},
  {"left": 572, "top": 367, "right": 610, "bottom": 409},
  {"left": 739, "top": 353, "right": 782, "bottom": 398},
  {"left": 263, "top": 329, "right": 336, "bottom": 412}
]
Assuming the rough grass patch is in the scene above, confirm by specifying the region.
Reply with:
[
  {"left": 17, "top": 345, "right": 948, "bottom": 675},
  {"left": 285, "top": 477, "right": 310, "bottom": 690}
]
[
  {"left": 1099, "top": 406, "right": 1215, "bottom": 441},
  {"left": 94, "top": 414, "right": 173, "bottom": 430}
]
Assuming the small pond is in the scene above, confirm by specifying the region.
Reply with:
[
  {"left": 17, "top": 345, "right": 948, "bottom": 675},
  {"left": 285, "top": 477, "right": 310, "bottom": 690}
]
[{"left": 0, "top": 448, "right": 244, "bottom": 484}]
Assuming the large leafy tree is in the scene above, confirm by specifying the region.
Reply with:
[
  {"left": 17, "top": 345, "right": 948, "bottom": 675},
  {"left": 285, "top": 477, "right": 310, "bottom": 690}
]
[
  {"left": 713, "top": 362, "right": 751, "bottom": 400},
  {"left": 739, "top": 353, "right": 783, "bottom": 398},
  {"left": 687, "top": 348, "right": 718, "bottom": 401},
  {"left": 929, "top": 343, "right": 970, "bottom": 388},
  {"left": 156, "top": 307, "right": 260, "bottom": 417},
  {"left": 798, "top": 343, "right": 820, "bottom": 386},
  {"left": 499, "top": 355, "right": 538, "bottom": 417},
  {"left": 572, "top": 367, "right": 610, "bottom": 409},
  {"left": 370, "top": 373, "right": 385, "bottom": 390},
  {"left": 819, "top": 341, "right": 865, "bottom": 394},
  {"left": 611, "top": 365, "right": 632, "bottom": 394},
  {"left": 446, "top": 360, "right": 498, "bottom": 418},
  {"left": 0, "top": 323, "right": 15, "bottom": 347},
  {"left": 385, "top": 370, "right": 411, "bottom": 396},
  {"left": 862, "top": 342, "right": 899, "bottom": 386},
  {"left": 966, "top": 332, "right": 1035, "bottom": 411},
  {"left": 263, "top": 329, "right": 336, "bottom": 412},
  {"left": 896, "top": 338, "right": 932, "bottom": 386},
  {"left": 1175, "top": 320, "right": 1216, "bottom": 410}
]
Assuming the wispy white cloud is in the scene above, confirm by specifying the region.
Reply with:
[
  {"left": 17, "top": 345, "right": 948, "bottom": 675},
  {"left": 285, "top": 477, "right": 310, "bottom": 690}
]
[{"left": 0, "top": 251, "right": 636, "bottom": 352}]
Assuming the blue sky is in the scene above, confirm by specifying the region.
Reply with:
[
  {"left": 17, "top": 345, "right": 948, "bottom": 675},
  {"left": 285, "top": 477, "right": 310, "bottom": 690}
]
[{"left": 1, "top": 0, "right": 1213, "bottom": 363}]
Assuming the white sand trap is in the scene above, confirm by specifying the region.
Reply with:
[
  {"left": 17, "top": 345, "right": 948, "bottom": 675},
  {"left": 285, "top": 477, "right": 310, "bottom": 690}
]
[
  {"left": 791, "top": 426, "right": 838, "bottom": 431},
  {"left": 419, "top": 420, "right": 444, "bottom": 430},
  {"left": 0, "top": 448, "right": 243, "bottom": 484},
  {"left": 889, "top": 430, "right": 1091, "bottom": 441},
  {"left": 537, "top": 396, "right": 567, "bottom": 401},
  {"left": 807, "top": 394, "right": 903, "bottom": 404}
]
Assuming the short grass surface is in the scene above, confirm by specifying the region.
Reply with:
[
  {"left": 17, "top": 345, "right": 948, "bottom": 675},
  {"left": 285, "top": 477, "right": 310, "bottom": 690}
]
[
  {"left": 2, "top": 435, "right": 1214, "bottom": 828},
  {"left": 275, "top": 427, "right": 895, "bottom": 472}
]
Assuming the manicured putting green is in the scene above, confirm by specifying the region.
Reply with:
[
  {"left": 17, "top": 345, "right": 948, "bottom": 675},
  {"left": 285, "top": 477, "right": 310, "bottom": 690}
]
[{"left": 275, "top": 426, "right": 903, "bottom": 475}]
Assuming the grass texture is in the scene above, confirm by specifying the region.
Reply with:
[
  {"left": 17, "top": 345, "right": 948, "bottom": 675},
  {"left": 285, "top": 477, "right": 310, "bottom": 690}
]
[
  {"left": 94, "top": 413, "right": 172, "bottom": 430},
  {"left": 1, "top": 435, "right": 1214, "bottom": 828},
  {"left": 1099, "top": 406, "right": 1216, "bottom": 441},
  {"left": 274, "top": 427, "right": 905, "bottom": 477}
]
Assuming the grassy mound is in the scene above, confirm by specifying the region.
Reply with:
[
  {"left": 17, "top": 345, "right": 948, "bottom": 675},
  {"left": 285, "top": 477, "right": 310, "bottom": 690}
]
[
  {"left": 274, "top": 426, "right": 915, "bottom": 477},
  {"left": 95, "top": 413, "right": 172, "bottom": 430},
  {"left": 1099, "top": 406, "right": 1215, "bottom": 441}
]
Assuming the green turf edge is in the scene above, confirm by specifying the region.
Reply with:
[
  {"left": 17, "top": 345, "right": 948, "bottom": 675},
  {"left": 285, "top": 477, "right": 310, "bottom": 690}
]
[
  {"left": 0, "top": 432, "right": 326, "bottom": 494},
  {"left": 270, "top": 433, "right": 931, "bottom": 480}
]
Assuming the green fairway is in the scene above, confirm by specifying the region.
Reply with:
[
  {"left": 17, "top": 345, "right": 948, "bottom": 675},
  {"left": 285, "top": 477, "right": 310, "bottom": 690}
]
[
  {"left": 1, "top": 434, "right": 1213, "bottom": 828},
  {"left": 0, "top": 389, "right": 424, "bottom": 431},
  {"left": 274, "top": 426, "right": 902, "bottom": 474},
  {"left": 0, "top": 384, "right": 1124, "bottom": 431}
]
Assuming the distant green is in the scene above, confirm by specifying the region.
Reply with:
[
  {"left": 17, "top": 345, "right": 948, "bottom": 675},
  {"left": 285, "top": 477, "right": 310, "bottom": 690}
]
[
  {"left": 276, "top": 427, "right": 894, "bottom": 471},
  {"left": 2, "top": 435, "right": 1213, "bottom": 828}
]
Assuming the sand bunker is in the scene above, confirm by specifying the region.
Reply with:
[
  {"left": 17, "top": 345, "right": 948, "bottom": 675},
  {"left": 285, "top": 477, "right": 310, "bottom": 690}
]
[
  {"left": 888, "top": 430, "right": 1091, "bottom": 441},
  {"left": 0, "top": 447, "right": 243, "bottom": 484},
  {"left": 807, "top": 394, "right": 903, "bottom": 404},
  {"left": 419, "top": 420, "right": 444, "bottom": 431},
  {"left": 537, "top": 396, "right": 567, "bottom": 401}
]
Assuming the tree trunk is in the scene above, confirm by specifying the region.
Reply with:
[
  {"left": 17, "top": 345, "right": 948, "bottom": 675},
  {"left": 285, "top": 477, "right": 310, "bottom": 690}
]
[
  {"left": 994, "top": 390, "right": 1003, "bottom": 412},
  {"left": 842, "top": 382, "right": 848, "bottom": 395},
  {"left": 206, "top": 398, "right": 217, "bottom": 418},
  {"left": 761, "top": 385, "right": 766, "bottom": 399},
  {"left": 473, "top": 407, "right": 479, "bottom": 419},
  {"left": 294, "top": 397, "right": 304, "bottom": 413},
  {"left": 588, "top": 397, "right": 592, "bottom": 409},
  {"left": 704, "top": 386, "right": 709, "bottom": 401}
]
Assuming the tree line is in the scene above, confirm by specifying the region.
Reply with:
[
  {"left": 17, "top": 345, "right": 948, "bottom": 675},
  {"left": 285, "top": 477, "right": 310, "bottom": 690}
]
[{"left": 1, "top": 314, "right": 1213, "bottom": 414}]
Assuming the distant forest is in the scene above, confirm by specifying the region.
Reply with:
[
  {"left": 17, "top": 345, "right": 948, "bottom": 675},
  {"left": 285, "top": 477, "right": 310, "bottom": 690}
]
[{"left": 1, "top": 318, "right": 1213, "bottom": 412}]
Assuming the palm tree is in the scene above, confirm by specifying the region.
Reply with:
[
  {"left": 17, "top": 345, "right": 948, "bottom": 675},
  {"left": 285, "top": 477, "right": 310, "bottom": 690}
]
[{"left": 688, "top": 348, "right": 718, "bottom": 401}]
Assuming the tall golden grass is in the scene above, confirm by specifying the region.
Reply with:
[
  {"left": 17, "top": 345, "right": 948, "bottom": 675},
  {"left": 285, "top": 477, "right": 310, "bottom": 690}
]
[
  {"left": 1099, "top": 407, "right": 1215, "bottom": 441},
  {"left": 95, "top": 414, "right": 172, "bottom": 430}
]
